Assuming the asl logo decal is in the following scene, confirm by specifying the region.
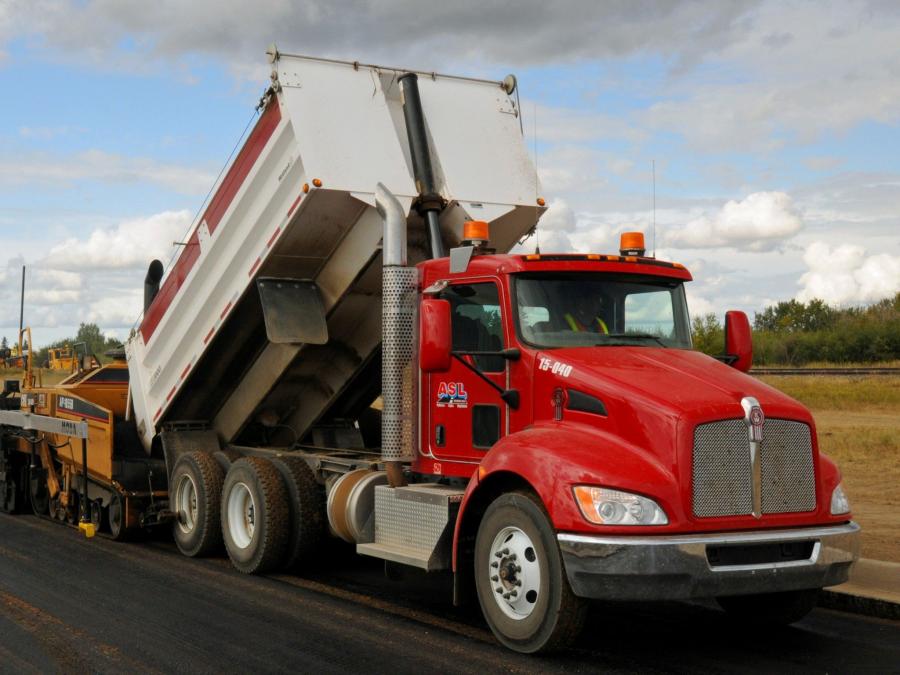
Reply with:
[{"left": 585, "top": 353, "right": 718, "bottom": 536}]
[{"left": 437, "top": 381, "right": 469, "bottom": 408}]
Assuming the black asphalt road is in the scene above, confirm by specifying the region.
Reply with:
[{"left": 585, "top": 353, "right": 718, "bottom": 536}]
[{"left": 0, "top": 513, "right": 897, "bottom": 674}]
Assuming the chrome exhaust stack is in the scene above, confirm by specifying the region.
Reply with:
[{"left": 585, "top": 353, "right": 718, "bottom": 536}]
[{"left": 375, "top": 183, "right": 417, "bottom": 487}]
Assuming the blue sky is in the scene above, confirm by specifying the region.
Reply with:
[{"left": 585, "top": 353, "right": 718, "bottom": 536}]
[{"left": 1, "top": 0, "right": 898, "bottom": 345}]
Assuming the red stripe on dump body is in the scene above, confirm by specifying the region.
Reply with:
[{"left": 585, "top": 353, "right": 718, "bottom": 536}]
[
  {"left": 266, "top": 226, "right": 282, "bottom": 248},
  {"left": 287, "top": 193, "right": 303, "bottom": 217},
  {"left": 248, "top": 257, "right": 262, "bottom": 277},
  {"left": 139, "top": 100, "right": 282, "bottom": 343}
]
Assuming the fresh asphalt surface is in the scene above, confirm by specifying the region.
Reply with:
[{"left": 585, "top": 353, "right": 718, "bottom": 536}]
[{"left": 0, "top": 513, "right": 897, "bottom": 674}]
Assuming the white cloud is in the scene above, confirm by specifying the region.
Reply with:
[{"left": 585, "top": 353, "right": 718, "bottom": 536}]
[
  {"left": 1, "top": 2, "right": 755, "bottom": 73},
  {"left": 644, "top": 2, "right": 900, "bottom": 152},
  {"left": 43, "top": 210, "right": 192, "bottom": 270},
  {"left": 25, "top": 289, "right": 81, "bottom": 305},
  {"left": 86, "top": 289, "right": 144, "bottom": 328},
  {"left": 0, "top": 150, "right": 214, "bottom": 195},
  {"left": 1, "top": 211, "right": 193, "bottom": 344},
  {"left": 686, "top": 291, "right": 716, "bottom": 317},
  {"left": 797, "top": 241, "right": 900, "bottom": 305},
  {"left": 540, "top": 199, "right": 576, "bottom": 232},
  {"left": 665, "top": 191, "right": 802, "bottom": 251},
  {"left": 35, "top": 269, "right": 82, "bottom": 288}
]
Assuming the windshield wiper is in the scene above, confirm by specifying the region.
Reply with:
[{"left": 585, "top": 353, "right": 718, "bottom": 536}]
[{"left": 596, "top": 333, "right": 667, "bottom": 347}]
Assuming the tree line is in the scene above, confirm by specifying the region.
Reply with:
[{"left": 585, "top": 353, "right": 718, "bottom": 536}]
[
  {"left": 1, "top": 323, "right": 123, "bottom": 368},
  {"left": 692, "top": 293, "right": 900, "bottom": 365}
]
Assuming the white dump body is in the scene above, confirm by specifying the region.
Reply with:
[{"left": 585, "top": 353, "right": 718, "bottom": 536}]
[{"left": 126, "top": 53, "right": 543, "bottom": 451}]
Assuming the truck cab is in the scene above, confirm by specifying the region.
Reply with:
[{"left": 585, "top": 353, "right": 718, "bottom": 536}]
[{"left": 403, "top": 227, "right": 858, "bottom": 652}]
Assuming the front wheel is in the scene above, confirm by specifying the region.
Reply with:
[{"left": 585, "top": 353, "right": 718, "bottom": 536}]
[
  {"left": 474, "top": 492, "right": 586, "bottom": 654},
  {"left": 717, "top": 588, "right": 820, "bottom": 625}
]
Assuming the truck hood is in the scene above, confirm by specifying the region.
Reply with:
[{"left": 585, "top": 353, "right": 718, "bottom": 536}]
[
  {"left": 531, "top": 346, "right": 814, "bottom": 471},
  {"left": 538, "top": 346, "right": 810, "bottom": 423}
]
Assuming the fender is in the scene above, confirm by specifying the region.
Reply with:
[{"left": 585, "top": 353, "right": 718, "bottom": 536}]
[{"left": 452, "top": 420, "right": 676, "bottom": 571}]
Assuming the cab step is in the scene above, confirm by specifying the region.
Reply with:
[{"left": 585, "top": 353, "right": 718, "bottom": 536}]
[{"left": 356, "top": 483, "right": 464, "bottom": 571}]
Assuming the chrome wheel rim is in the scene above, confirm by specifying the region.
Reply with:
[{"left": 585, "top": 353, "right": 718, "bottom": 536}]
[
  {"left": 488, "top": 526, "right": 541, "bottom": 620},
  {"left": 175, "top": 474, "right": 199, "bottom": 535},
  {"left": 227, "top": 482, "right": 255, "bottom": 549}
]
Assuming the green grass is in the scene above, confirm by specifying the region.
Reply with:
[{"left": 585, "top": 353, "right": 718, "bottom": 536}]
[{"left": 758, "top": 375, "right": 900, "bottom": 412}]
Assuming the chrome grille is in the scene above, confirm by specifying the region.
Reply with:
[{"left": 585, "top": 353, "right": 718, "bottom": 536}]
[
  {"left": 760, "top": 420, "right": 816, "bottom": 513},
  {"left": 692, "top": 418, "right": 815, "bottom": 518}
]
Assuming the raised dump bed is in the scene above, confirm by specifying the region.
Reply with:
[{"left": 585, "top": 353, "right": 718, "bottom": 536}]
[{"left": 127, "top": 52, "right": 543, "bottom": 452}]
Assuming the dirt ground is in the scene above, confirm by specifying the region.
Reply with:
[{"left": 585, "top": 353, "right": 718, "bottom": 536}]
[{"left": 760, "top": 375, "right": 900, "bottom": 562}]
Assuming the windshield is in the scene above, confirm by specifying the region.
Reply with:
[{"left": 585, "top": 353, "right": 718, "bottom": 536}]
[{"left": 514, "top": 273, "right": 692, "bottom": 349}]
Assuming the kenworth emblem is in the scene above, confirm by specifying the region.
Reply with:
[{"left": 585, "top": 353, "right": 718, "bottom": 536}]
[
  {"left": 741, "top": 396, "right": 764, "bottom": 518},
  {"left": 742, "top": 396, "right": 765, "bottom": 442}
]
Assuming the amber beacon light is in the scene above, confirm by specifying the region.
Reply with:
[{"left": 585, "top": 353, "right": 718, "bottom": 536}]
[
  {"left": 463, "top": 220, "right": 490, "bottom": 245},
  {"left": 619, "top": 231, "right": 646, "bottom": 256}
]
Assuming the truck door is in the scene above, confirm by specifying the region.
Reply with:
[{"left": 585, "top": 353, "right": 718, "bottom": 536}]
[{"left": 427, "top": 280, "right": 508, "bottom": 465}]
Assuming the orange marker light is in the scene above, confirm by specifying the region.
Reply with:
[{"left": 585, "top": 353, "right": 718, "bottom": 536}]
[
  {"left": 302, "top": 183, "right": 310, "bottom": 193},
  {"left": 536, "top": 197, "right": 546, "bottom": 206},
  {"left": 463, "top": 220, "right": 490, "bottom": 242},
  {"left": 312, "top": 178, "right": 323, "bottom": 188},
  {"left": 619, "top": 231, "right": 646, "bottom": 256}
]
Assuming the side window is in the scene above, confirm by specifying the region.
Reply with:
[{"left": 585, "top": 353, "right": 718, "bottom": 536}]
[
  {"left": 623, "top": 289, "right": 675, "bottom": 338},
  {"left": 442, "top": 282, "right": 505, "bottom": 372}
]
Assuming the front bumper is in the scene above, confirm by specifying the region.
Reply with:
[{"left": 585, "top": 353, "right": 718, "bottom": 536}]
[{"left": 558, "top": 522, "right": 860, "bottom": 601}]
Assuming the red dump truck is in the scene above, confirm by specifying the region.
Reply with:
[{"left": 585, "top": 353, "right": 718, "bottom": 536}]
[{"left": 0, "top": 51, "right": 858, "bottom": 653}]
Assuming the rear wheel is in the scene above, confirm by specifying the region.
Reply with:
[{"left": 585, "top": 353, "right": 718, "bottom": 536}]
[
  {"left": 90, "top": 500, "right": 104, "bottom": 532},
  {"left": 171, "top": 451, "right": 224, "bottom": 556},
  {"left": 270, "top": 457, "right": 325, "bottom": 570},
  {"left": 717, "top": 589, "right": 820, "bottom": 625},
  {"left": 0, "top": 452, "right": 26, "bottom": 513},
  {"left": 108, "top": 494, "right": 127, "bottom": 540},
  {"left": 29, "top": 468, "right": 49, "bottom": 516},
  {"left": 474, "top": 492, "right": 586, "bottom": 653},
  {"left": 221, "top": 457, "right": 289, "bottom": 574}
]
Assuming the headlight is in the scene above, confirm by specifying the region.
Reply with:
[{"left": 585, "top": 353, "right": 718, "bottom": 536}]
[
  {"left": 573, "top": 486, "right": 668, "bottom": 526},
  {"left": 830, "top": 484, "right": 850, "bottom": 515}
]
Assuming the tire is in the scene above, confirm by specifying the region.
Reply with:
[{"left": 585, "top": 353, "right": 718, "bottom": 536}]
[
  {"left": 171, "top": 451, "right": 224, "bottom": 557},
  {"left": 213, "top": 449, "right": 242, "bottom": 473},
  {"left": 221, "top": 457, "right": 289, "bottom": 574},
  {"left": 108, "top": 494, "right": 127, "bottom": 540},
  {"left": 270, "top": 456, "right": 326, "bottom": 570},
  {"left": 474, "top": 492, "right": 586, "bottom": 654},
  {"left": 90, "top": 500, "right": 104, "bottom": 532},
  {"left": 717, "top": 589, "right": 820, "bottom": 625},
  {"left": 29, "top": 468, "right": 49, "bottom": 516},
  {"left": 65, "top": 493, "right": 78, "bottom": 524},
  {"left": 0, "top": 453, "right": 26, "bottom": 514}
]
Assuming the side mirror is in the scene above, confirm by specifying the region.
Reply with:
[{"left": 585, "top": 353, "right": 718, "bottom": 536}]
[
  {"left": 420, "top": 298, "right": 452, "bottom": 372},
  {"left": 724, "top": 310, "right": 753, "bottom": 373}
]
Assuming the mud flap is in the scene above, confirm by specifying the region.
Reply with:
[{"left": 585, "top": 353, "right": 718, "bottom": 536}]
[{"left": 256, "top": 277, "right": 328, "bottom": 345}]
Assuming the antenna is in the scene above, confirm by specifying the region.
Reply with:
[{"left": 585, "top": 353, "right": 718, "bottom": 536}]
[
  {"left": 533, "top": 101, "right": 540, "bottom": 254},
  {"left": 651, "top": 159, "right": 656, "bottom": 258},
  {"left": 18, "top": 265, "right": 25, "bottom": 339}
]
